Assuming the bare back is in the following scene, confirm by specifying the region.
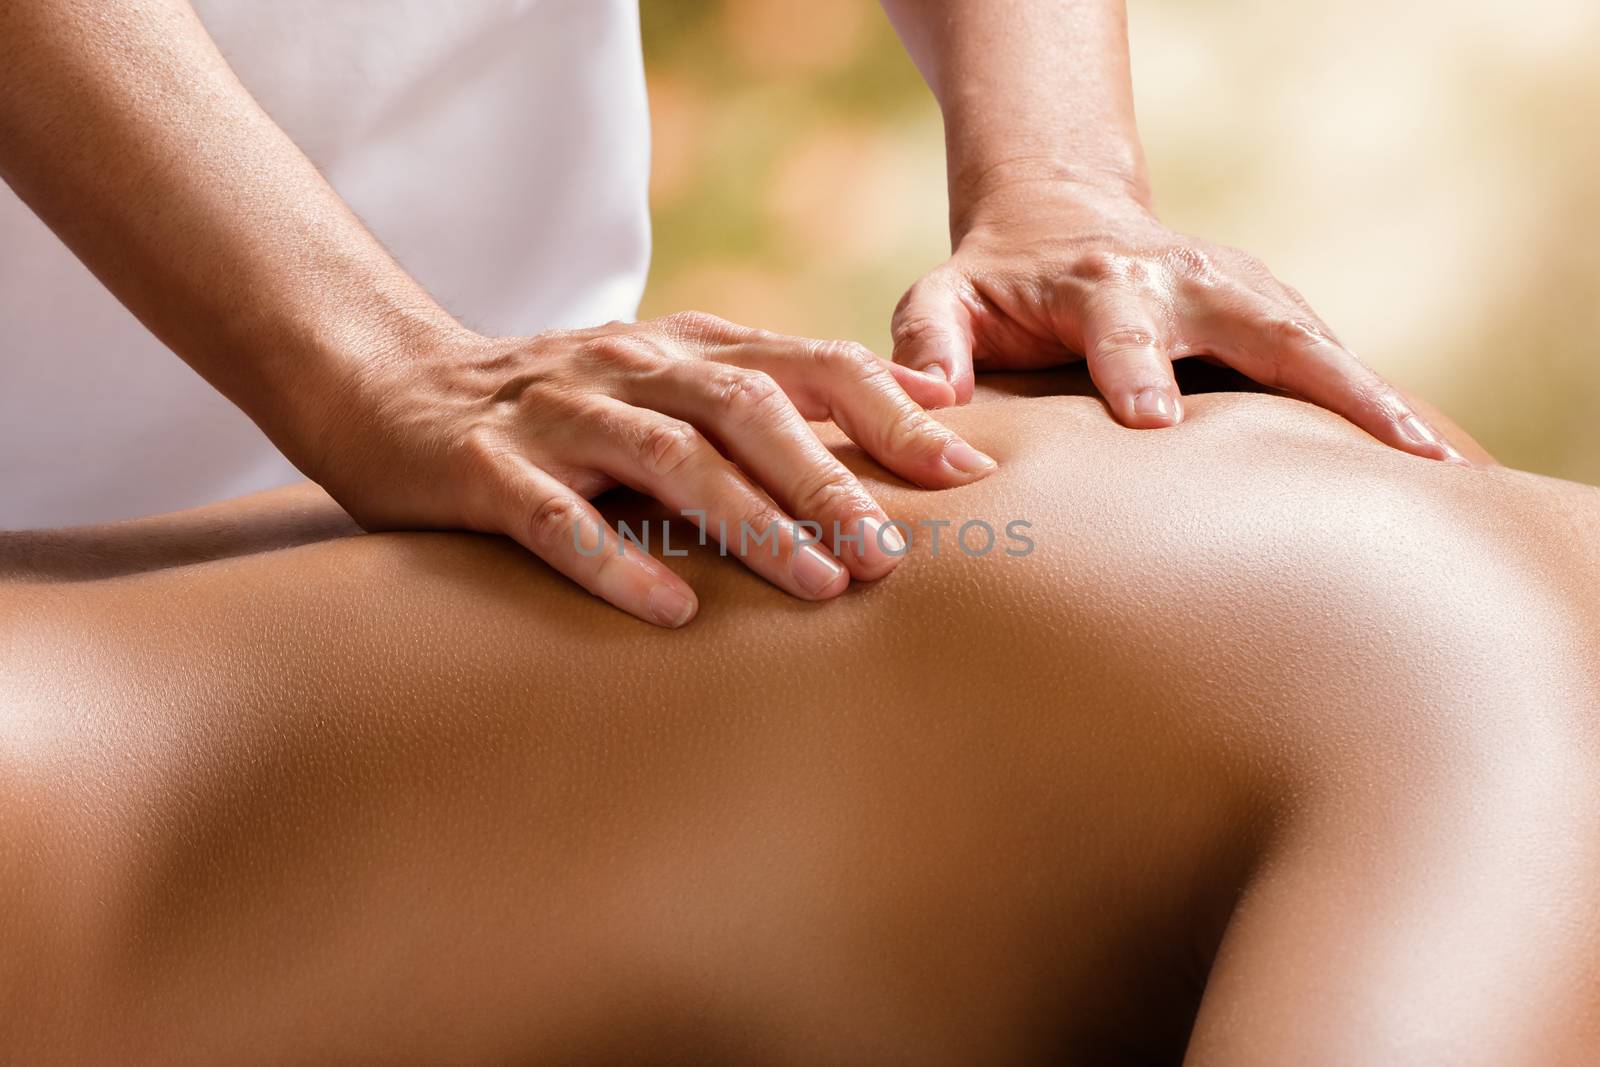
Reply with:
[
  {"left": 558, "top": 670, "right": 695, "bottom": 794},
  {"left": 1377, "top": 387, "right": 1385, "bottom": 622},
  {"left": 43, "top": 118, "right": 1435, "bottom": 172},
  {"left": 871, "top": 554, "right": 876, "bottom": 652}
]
[{"left": 3, "top": 377, "right": 1599, "bottom": 1063}]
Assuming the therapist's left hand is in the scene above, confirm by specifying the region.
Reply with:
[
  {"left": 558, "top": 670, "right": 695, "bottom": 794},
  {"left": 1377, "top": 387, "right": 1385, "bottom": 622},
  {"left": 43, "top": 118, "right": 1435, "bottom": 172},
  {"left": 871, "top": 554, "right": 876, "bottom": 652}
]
[{"left": 887, "top": 176, "right": 1468, "bottom": 464}]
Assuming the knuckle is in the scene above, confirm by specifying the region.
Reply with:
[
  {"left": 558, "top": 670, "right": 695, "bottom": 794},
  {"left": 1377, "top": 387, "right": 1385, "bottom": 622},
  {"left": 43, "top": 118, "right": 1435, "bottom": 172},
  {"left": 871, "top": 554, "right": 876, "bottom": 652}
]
[
  {"left": 1094, "top": 326, "right": 1159, "bottom": 357},
  {"left": 505, "top": 379, "right": 554, "bottom": 416},
  {"left": 591, "top": 547, "right": 647, "bottom": 594},
  {"left": 891, "top": 313, "right": 950, "bottom": 352},
  {"left": 582, "top": 332, "right": 662, "bottom": 369},
  {"left": 1347, "top": 375, "right": 1399, "bottom": 417},
  {"left": 882, "top": 408, "right": 947, "bottom": 458},
  {"left": 733, "top": 498, "right": 786, "bottom": 539},
  {"left": 572, "top": 397, "right": 630, "bottom": 437},
  {"left": 636, "top": 417, "right": 704, "bottom": 476},
  {"left": 663, "top": 309, "right": 737, "bottom": 340},
  {"left": 708, "top": 367, "right": 787, "bottom": 421},
  {"left": 791, "top": 467, "right": 869, "bottom": 518},
  {"left": 1163, "top": 244, "right": 1218, "bottom": 283},
  {"left": 526, "top": 493, "right": 585, "bottom": 548},
  {"left": 1266, "top": 316, "right": 1334, "bottom": 350},
  {"left": 1118, "top": 257, "right": 1155, "bottom": 287},
  {"left": 809, "top": 339, "right": 879, "bottom": 380},
  {"left": 1069, "top": 248, "right": 1122, "bottom": 282},
  {"left": 1177, "top": 270, "right": 1229, "bottom": 301}
]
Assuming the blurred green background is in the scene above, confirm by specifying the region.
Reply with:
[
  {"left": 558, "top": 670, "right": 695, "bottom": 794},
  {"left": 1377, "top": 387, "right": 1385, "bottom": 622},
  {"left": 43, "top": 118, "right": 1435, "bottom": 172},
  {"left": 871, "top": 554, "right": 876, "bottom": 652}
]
[{"left": 639, "top": 0, "right": 1600, "bottom": 483}]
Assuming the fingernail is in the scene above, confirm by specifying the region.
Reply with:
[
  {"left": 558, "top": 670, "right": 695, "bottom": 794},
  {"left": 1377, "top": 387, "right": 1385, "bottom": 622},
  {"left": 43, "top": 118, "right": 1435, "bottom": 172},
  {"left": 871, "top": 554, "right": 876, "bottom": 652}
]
[
  {"left": 922, "top": 364, "right": 949, "bottom": 383},
  {"left": 1132, "top": 388, "right": 1177, "bottom": 424},
  {"left": 647, "top": 584, "right": 696, "bottom": 628},
  {"left": 792, "top": 544, "right": 847, "bottom": 597},
  {"left": 858, "top": 516, "right": 908, "bottom": 562},
  {"left": 940, "top": 440, "right": 997, "bottom": 477}
]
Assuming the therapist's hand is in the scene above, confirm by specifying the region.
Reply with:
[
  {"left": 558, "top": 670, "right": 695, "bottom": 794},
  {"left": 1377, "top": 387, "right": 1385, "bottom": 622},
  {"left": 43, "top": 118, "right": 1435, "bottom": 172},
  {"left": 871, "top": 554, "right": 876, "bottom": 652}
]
[
  {"left": 0, "top": 1, "right": 994, "bottom": 629},
  {"left": 888, "top": 178, "right": 1467, "bottom": 464},
  {"left": 308, "top": 311, "right": 996, "bottom": 628}
]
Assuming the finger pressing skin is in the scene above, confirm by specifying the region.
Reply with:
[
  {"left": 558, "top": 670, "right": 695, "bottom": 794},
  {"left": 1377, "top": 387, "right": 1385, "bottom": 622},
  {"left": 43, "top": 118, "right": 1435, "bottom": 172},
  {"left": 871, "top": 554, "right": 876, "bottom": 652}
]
[
  {"left": 628, "top": 359, "right": 907, "bottom": 581},
  {"left": 724, "top": 334, "right": 998, "bottom": 491},
  {"left": 490, "top": 451, "right": 699, "bottom": 628},
  {"left": 889, "top": 271, "right": 971, "bottom": 407},
  {"left": 1080, "top": 286, "right": 1183, "bottom": 429},
  {"left": 1218, "top": 301, "right": 1468, "bottom": 463},
  {"left": 578, "top": 400, "right": 851, "bottom": 601}
]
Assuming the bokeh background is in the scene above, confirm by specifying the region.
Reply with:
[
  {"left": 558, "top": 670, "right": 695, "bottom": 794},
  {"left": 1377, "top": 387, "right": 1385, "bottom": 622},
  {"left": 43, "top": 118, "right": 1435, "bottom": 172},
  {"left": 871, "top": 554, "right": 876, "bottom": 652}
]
[{"left": 639, "top": 0, "right": 1600, "bottom": 483}]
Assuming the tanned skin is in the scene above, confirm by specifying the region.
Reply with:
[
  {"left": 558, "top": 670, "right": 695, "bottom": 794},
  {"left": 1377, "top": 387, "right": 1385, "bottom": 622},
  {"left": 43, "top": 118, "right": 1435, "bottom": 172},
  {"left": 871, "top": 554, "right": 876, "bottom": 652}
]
[{"left": 3, "top": 372, "right": 1597, "bottom": 1063}]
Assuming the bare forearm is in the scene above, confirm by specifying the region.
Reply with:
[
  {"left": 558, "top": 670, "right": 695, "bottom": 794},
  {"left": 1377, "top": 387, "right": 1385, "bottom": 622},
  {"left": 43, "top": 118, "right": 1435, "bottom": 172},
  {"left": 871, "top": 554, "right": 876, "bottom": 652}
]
[
  {"left": 880, "top": 0, "right": 1151, "bottom": 237},
  {"left": 0, "top": 0, "right": 997, "bottom": 627},
  {"left": 0, "top": 0, "right": 463, "bottom": 466}
]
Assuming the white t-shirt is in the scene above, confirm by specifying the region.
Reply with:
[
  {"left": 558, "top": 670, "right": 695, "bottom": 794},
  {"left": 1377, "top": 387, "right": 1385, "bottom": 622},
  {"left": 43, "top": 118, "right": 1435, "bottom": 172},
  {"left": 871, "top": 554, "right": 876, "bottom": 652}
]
[{"left": 0, "top": 0, "right": 651, "bottom": 527}]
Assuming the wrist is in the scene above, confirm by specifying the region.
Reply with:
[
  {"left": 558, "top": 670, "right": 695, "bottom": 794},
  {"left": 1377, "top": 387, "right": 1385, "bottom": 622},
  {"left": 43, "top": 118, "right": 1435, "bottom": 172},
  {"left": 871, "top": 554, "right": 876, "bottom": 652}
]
[
  {"left": 257, "top": 304, "right": 482, "bottom": 485},
  {"left": 950, "top": 161, "right": 1156, "bottom": 246}
]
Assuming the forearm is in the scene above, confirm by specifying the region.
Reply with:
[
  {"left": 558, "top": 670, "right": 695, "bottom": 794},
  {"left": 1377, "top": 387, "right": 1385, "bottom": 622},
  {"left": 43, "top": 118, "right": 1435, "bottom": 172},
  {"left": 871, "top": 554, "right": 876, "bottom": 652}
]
[
  {"left": 0, "top": 0, "right": 466, "bottom": 467},
  {"left": 880, "top": 0, "right": 1151, "bottom": 238}
]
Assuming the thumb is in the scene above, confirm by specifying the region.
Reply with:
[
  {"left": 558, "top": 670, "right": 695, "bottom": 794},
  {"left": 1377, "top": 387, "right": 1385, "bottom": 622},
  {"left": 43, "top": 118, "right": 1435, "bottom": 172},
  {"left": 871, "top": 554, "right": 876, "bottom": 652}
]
[{"left": 890, "top": 273, "right": 972, "bottom": 407}]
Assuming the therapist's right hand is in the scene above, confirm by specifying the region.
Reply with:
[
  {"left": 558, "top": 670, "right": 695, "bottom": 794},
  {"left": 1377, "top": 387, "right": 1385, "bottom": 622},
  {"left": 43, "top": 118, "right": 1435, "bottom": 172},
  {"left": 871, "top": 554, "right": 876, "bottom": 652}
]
[{"left": 308, "top": 311, "right": 998, "bottom": 628}]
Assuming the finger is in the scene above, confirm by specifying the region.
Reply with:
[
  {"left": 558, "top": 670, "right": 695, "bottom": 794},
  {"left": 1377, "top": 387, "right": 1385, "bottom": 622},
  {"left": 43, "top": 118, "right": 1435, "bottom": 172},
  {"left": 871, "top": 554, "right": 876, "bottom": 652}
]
[
  {"left": 1218, "top": 303, "right": 1469, "bottom": 463},
  {"left": 890, "top": 271, "right": 972, "bottom": 406},
  {"left": 577, "top": 401, "right": 851, "bottom": 601},
  {"left": 719, "top": 335, "right": 998, "bottom": 491},
  {"left": 632, "top": 359, "right": 908, "bottom": 581},
  {"left": 490, "top": 451, "right": 699, "bottom": 628},
  {"left": 1080, "top": 287, "right": 1183, "bottom": 429},
  {"left": 885, "top": 358, "right": 951, "bottom": 406}
]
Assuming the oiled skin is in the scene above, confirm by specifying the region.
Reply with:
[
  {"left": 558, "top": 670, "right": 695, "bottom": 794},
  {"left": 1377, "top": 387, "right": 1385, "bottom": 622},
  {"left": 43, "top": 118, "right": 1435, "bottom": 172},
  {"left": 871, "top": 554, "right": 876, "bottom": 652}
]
[{"left": 2, "top": 374, "right": 1598, "bottom": 1064}]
